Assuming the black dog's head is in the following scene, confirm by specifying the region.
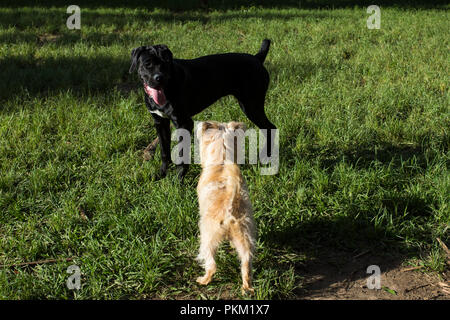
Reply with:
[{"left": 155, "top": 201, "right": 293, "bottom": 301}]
[{"left": 129, "top": 45, "right": 173, "bottom": 90}]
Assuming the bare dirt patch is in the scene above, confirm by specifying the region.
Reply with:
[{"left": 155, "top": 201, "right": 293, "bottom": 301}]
[{"left": 298, "top": 250, "right": 449, "bottom": 300}]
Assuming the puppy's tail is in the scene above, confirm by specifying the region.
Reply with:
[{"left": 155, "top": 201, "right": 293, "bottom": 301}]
[{"left": 255, "top": 39, "right": 271, "bottom": 64}]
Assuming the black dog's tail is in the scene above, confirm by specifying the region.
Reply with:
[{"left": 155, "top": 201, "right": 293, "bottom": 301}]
[{"left": 255, "top": 39, "right": 271, "bottom": 63}]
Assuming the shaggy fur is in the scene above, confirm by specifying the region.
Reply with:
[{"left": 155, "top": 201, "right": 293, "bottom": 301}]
[{"left": 195, "top": 121, "right": 256, "bottom": 294}]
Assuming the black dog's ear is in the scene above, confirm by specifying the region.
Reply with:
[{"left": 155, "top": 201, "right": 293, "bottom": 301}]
[
  {"left": 158, "top": 45, "right": 173, "bottom": 62},
  {"left": 129, "top": 46, "right": 146, "bottom": 74}
]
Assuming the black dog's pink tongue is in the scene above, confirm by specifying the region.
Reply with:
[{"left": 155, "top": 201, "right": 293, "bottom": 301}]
[{"left": 145, "top": 85, "right": 166, "bottom": 106}]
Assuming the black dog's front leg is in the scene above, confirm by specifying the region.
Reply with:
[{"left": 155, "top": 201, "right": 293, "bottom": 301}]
[
  {"left": 173, "top": 118, "right": 194, "bottom": 182},
  {"left": 153, "top": 116, "right": 172, "bottom": 180}
]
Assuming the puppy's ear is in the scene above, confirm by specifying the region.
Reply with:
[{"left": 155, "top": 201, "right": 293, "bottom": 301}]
[
  {"left": 224, "top": 122, "right": 246, "bottom": 163},
  {"left": 227, "top": 122, "right": 246, "bottom": 132},
  {"left": 196, "top": 121, "right": 218, "bottom": 140},
  {"left": 196, "top": 122, "right": 206, "bottom": 140},
  {"left": 129, "top": 46, "right": 146, "bottom": 74}
]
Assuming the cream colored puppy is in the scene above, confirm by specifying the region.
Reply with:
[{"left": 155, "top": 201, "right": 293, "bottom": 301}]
[{"left": 195, "top": 121, "right": 256, "bottom": 294}]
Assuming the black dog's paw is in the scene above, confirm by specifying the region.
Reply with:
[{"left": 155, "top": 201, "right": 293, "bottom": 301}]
[
  {"left": 175, "top": 164, "right": 189, "bottom": 183},
  {"left": 152, "top": 172, "right": 166, "bottom": 182},
  {"left": 152, "top": 163, "right": 171, "bottom": 181},
  {"left": 152, "top": 164, "right": 188, "bottom": 183}
]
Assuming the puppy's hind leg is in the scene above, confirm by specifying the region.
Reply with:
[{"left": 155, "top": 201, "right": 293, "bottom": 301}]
[
  {"left": 229, "top": 222, "right": 255, "bottom": 295},
  {"left": 196, "top": 220, "right": 224, "bottom": 286}
]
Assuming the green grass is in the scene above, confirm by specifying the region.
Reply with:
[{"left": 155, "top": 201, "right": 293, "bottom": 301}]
[{"left": 0, "top": 1, "right": 449, "bottom": 299}]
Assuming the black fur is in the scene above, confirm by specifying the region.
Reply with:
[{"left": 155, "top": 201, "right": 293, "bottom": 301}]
[{"left": 129, "top": 39, "right": 276, "bottom": 181}]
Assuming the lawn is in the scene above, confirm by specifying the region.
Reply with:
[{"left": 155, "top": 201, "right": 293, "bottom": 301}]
[{"left": 0, "top": 0, "right": 448, "bottom": 299}]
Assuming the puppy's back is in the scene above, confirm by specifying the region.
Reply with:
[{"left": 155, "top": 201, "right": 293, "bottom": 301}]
[{"left": 197, "top": 164, "right": 249, "bottom": 223}]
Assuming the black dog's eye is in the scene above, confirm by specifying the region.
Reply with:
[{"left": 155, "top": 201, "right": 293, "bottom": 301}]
[{"left": 141, "top": 59, "right": 153, "bottom": 68}]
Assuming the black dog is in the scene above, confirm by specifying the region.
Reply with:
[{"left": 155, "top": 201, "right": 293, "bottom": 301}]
[{"left": 129, "top": 39, "right": 276, "bottom": 181}]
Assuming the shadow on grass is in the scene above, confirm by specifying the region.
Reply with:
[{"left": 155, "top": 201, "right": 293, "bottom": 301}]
[
  {"left": 1, "top": 0, "right": 448, "bottom": 10},
  {"left": 0, "top": 3, "right": 344, "bottom": 103},
  {"left": 261, "top": 207, "right": 433, "bottom": 297},
  {"left": 0, "top": 35, "right": 334, "bottom": 103},
  {"left": 0, "top": 7, "right": 342, "bottom": 30},
  {"left": 280, "top": 135, "right": 437, "bottom": 173},
  {"left": 267, "top": 140, "right": 441, "bottom": 297},
  {"left": 0, "top": 54, "right": 135, "bottom": 103},
  {"left": 0, "top": 33, "right": 340, "bottom": 104}
]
